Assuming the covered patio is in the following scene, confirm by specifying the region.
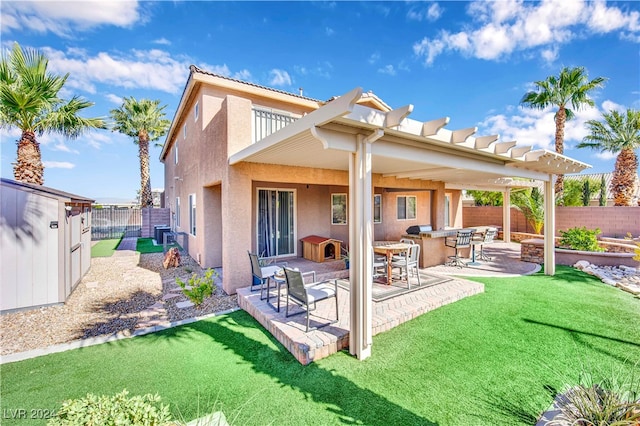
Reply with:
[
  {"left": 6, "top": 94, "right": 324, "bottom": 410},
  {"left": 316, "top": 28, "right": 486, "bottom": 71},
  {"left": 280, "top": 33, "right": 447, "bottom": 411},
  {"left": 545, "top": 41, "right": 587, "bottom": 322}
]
[
  {"left": 237, "top": 242, "right": 538, "bottom": 364},
  {"left": 230, "top": 87, "right": 589, "bottom": 361}
]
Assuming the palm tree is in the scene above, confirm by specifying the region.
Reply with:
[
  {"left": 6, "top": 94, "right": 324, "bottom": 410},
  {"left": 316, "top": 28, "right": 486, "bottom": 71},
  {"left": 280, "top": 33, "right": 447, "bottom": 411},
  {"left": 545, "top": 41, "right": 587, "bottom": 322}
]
[
  {"left": 0, "top": 42, "right": 105, "bottom": 184},
  {"left": 110, "top": 97, "right": 170, "bottom": 207},
  {"left": 578, "top": 109, "right": 640, "bottom": 206},
  {"left": 520, "top": 66, "right": 606, "bottom": 204}
]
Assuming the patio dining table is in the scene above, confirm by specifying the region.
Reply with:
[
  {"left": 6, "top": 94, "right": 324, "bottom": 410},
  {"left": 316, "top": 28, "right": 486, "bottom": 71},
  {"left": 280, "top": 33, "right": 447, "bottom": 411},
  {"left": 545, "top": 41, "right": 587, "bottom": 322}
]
[{"left": 373, "top": 243, "right": 412, "bottom": 285}]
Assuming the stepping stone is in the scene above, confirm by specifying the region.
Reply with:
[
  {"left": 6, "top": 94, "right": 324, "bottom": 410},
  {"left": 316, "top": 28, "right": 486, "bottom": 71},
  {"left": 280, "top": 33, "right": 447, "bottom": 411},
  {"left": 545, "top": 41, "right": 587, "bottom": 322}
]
[
  {"left": 162, "top": 293, "right": 181, "bottom": 300},
  {"left": 175, "top": 301, "right": 194, "bottom": 309},
  {"left": 85, "top": 282, "right": 99, "bottom": 288},
  {"left": 148, "top": 302, "right": 164, "bottom": 309}
]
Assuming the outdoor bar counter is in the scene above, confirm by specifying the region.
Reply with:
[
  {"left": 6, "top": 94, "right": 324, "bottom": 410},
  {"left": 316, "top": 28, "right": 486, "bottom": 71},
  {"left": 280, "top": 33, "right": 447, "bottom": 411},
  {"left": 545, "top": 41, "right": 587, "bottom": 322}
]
[{"left": 401, "top": 229, "right": 471, "bottom": 268}]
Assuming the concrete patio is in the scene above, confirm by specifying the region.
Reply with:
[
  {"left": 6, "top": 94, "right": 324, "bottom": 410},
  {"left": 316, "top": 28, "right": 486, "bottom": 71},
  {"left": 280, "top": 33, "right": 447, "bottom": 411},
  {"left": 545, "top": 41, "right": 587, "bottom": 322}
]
[{"left": 237, "top": 241, "right": 539, "bottom": 364}]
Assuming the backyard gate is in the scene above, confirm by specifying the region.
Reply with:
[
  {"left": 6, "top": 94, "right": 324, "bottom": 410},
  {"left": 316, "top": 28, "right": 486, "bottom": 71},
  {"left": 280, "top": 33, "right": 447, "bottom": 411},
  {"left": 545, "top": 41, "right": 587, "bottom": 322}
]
[{"left": 91, "top": 207, "right": 141, "bottom": 240}]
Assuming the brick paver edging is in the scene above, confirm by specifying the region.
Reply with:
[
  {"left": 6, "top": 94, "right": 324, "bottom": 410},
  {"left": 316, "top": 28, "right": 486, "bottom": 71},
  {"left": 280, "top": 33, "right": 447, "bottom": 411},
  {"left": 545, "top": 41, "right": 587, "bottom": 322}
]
[{"left": 0, "top": 307, "right": 241, "bottom": 365}]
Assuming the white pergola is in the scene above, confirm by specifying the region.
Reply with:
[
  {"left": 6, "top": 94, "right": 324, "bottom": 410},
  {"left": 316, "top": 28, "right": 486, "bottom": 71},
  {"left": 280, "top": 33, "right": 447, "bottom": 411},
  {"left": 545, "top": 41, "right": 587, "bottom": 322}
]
[{"left": 230, "top": 87, "right": 590, "bottom": 360}]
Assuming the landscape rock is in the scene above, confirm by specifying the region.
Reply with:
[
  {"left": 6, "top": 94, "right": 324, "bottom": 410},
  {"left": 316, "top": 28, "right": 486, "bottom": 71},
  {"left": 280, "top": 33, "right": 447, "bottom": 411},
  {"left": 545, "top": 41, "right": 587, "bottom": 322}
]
[{"left": 575, "top": 261, "right": 640, "bottom": 296}]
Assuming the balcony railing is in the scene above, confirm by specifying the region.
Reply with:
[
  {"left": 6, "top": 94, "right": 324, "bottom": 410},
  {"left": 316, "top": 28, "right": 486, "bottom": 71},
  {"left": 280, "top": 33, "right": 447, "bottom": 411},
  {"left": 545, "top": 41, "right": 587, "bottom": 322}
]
[{"left": 252, "top": 108, "right": 297, "bottom": 143}]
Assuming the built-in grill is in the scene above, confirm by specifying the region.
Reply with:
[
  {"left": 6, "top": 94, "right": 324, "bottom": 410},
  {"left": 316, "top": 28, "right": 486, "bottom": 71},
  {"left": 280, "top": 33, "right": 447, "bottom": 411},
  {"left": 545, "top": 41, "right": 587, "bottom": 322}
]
[{"left": 405, "top": 225, "right": 433, "bottom": 235}]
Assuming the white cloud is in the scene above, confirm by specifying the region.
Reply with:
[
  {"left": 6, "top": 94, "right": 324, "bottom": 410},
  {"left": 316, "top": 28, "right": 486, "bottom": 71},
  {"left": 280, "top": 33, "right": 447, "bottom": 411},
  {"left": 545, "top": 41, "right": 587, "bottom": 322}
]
[
  {"left": 601, "top": 100, "right": 626, "bottom": 113},
  {"left": 378, "top": 65, "right": 396, "bottom": 76},
  {"left": 269, "top": 69, "right": 292, "bottom": 87},
  {"left": 369, "top": 52, "right": 380, "bottom": 64},
  {"left": 52, "top": 142, "right": 80, "bottom": 155},
  {"left": 86, "top": 131, "right": 116, "bottom": 150},
  {"left": 105, "top": 94, "right": 123, "bottom": 105},
  {"left": 1, "top": 1, "right": 142, "bottom": 36},
  {"left": 414, "top": 0, "right": 640, "bottom": 66},
  {"left": 43, "top": 161, "right": 75, "bottom": 169},
  {"left": 42, "top": 47, "right": 190, "bottom": 94},
  {"left": 407, "top": 2, "right": 443, "bottom": 22},
  {"left": 153, "top": 38, "right": 171, "bottom": 46},
  {"left": 478, "top": 100, "right": 613, "bottom": 152}
]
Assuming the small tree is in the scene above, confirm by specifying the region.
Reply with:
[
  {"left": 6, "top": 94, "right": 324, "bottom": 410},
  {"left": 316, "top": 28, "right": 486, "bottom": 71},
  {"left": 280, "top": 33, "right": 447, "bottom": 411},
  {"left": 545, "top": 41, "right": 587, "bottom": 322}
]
[
  {"left": 581, "top": 180, "right": 590, "bottom": 206},
  {"left": 467, "top": 190, "right": 503, "bottom": 206},
  {"left": 511, "top": 187, "right": 544, "bottom": 234},
  {"left": 599, "top": 175, "right": 607, "bottom": 206}
]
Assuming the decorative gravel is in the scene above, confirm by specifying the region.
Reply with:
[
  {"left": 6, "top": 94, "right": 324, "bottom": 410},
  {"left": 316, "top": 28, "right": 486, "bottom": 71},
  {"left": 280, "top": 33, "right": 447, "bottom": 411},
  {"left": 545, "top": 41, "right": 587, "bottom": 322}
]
[{"left": 0, "top": 251, "right": 238, "bottom": 356}]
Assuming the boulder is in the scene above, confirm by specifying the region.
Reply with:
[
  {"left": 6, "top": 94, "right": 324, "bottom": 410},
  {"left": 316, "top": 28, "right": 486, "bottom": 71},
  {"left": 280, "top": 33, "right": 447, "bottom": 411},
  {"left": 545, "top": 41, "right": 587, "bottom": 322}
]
[{"left": 163, "top": 247, "right": 181, "bottom": 269}]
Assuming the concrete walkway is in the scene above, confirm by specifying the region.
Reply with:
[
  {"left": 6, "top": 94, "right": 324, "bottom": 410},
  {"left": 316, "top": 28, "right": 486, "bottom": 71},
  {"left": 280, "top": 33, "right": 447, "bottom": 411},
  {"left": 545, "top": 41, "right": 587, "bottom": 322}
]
[{"left": 115, "top": 236, "right": 138, "bottom": 252}]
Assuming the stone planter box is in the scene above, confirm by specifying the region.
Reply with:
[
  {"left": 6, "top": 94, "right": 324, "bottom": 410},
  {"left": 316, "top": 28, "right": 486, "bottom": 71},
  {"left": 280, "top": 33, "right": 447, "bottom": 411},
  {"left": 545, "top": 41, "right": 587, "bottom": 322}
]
[{"left": 521, "top": 239, "right": 639, "bottom": 268}]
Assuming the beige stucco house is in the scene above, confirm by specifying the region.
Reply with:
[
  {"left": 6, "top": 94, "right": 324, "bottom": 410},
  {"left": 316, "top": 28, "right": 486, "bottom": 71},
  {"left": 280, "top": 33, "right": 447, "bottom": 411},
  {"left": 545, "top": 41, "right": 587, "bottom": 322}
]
[{"left": 161, "top": 65, "right": 589, "bottom": 360}]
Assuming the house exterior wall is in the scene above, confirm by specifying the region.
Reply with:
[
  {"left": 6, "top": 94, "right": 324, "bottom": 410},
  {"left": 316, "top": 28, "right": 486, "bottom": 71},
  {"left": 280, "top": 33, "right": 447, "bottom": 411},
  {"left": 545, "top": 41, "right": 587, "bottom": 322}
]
[
  {"left": 163, "top": 77, "right": 456, "bottom": 294},
  {"left": 463, "top": 206, "right": 640, "bottom": 237}
]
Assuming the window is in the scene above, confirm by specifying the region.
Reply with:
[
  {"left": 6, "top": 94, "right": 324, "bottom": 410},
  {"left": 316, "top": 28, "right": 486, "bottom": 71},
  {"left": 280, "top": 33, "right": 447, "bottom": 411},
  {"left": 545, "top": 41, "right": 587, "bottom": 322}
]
[
  {"left": 175, "top": 197, "right": 180, "bottom": 228},
  {"left": 194, "top": 101, "right": 199, "bottom": 121},
  {"left": 183, "top": 123, "right": 186, "bottom": 139},
  {"left": 174, "top": 141, "right": 178, "bottom": 164},
  {"left": 331, "top": 193, "right": 347, "bottom": 225},
  {"left": 397, "top": 195, "right": 417, "bottom": 220},
  {"left": 189, "top": 194, "right": 196, "bottom": 235},
  {"left": 373, "top": 194, "right": 382, "bottom": 223}
]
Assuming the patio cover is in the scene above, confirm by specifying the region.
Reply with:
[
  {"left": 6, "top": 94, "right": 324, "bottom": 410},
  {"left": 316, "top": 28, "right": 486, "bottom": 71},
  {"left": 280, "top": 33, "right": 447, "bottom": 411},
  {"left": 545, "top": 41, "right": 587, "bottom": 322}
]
[{"left": 229, "top": 87, "right": 590, "bottom": 360}]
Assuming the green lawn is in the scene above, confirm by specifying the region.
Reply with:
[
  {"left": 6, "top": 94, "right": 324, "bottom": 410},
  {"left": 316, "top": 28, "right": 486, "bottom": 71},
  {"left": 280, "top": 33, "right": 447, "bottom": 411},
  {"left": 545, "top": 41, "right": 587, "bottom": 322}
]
[
  {"left": 136, "top": 237, "right": 165, "bottom": 254},
  {"left": 90, "top": 238, "right": 122, "bottom": 257},
  {"left": 2, "top": 266, "right": 639, "bottom": 425}
]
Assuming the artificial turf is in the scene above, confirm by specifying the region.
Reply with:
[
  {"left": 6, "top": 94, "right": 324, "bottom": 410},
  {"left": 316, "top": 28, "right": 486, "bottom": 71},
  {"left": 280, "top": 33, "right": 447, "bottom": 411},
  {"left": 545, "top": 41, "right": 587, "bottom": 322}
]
[
  {"left": 2, "top": 266, "right": 638, "bottom": 425},
  {"left": 90, "top": 238, "right": 122, "bottom": 257},
  {"left": 136, "top": 237, "right": 165, "bottom": 254}
]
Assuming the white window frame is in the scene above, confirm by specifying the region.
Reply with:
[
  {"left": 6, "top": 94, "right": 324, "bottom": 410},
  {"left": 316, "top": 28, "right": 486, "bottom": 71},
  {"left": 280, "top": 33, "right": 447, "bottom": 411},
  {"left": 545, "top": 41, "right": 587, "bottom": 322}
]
[
  {"left": 373, "top": 194, "right": 382, "bottom": 224},
  {"left": 396, "top": 195, "right": 417, "bottom": 220},
  {"left": 175, "top": 197, "right": 181, "bottom": 228},
  {"left": 174, "top": 141, "right": 178, "bottom": 164},
  {"left": 331, "top": 193, "right": 347, "bottom": 225},
  {"left": 194, "top": 101, "right": 199, "bottom": 121},
  {"left": 189, "top": 194, "right": 196, "bottom": 236}
]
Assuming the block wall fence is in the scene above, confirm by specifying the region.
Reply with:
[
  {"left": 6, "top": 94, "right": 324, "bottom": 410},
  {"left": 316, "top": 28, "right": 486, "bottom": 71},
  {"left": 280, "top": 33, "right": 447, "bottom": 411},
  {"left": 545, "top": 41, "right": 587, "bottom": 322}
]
[
  {"left": 463, "top": 206, "right": 640, "bottom": 237},
  {"left": 141, "top": 208, "right": 171, "bottom": 238}
]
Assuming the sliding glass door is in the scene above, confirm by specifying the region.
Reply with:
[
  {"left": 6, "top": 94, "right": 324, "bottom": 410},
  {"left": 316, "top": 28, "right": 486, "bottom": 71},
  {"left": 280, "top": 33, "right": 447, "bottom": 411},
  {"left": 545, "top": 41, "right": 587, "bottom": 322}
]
[{"left": 257, "top": 188, "right": 296, "bottom": 258}]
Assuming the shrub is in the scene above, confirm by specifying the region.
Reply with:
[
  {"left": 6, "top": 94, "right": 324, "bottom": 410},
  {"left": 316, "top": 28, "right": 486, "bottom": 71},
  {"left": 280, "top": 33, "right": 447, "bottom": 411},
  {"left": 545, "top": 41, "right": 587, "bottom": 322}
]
[
  {"left": 48, "top": 389, "right": 171, "bottom": 425},
  {"left": 176, "top": 268, "right": 217, "bottom": 307},
  {"left": 558, "top": 227, "right": 605, "bottom": 252},
  {"left": 549, "top": 363, "right": 640, "bottom": 426}
]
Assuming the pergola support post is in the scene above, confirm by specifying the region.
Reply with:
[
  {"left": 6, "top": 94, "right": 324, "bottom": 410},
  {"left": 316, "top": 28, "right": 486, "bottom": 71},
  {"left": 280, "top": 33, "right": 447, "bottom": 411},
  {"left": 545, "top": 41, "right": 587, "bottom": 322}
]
[
  {"left": 348, "top": 133, "right": 375, "bottom": 360},
  {"left": 502, "top": 188, "right": 511, "bottom": 243},
  {"left": 544, "top": 176, "right": 556, "bottom": 275}
]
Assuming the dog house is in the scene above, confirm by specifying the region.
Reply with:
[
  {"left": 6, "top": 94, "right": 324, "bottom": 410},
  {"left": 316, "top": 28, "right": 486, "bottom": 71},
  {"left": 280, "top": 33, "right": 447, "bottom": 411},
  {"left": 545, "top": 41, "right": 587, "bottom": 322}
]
[{"left": 300, "top": 235, "right": 342, "bottom": 263}]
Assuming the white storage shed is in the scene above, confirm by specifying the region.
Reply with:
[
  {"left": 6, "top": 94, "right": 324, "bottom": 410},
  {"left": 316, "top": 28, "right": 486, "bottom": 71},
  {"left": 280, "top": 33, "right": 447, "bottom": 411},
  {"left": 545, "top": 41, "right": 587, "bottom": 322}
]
[{"left": 1, "top": 178, "right": 93, "bottom": 312}]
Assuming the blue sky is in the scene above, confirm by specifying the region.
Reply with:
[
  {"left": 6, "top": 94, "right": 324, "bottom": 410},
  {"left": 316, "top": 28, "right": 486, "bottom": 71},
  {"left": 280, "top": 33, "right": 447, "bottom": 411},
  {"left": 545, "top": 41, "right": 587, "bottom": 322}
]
[{"left": 1, "top": 0, "right": 639, "bottom": 202}]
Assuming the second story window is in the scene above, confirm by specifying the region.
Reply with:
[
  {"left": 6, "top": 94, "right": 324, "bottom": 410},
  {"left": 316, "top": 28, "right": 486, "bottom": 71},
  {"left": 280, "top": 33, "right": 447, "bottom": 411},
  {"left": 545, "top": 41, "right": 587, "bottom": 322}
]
[
  {"left": 194, "top": 101, "right": 199, "bottom": 121},
  {"left": 174, "top": 141, "right": 178, "bottom": 164},
  {"left": 252, "top": 107, "right": 296, "bottom": 143},
  {"left": 183, "top": 123, "right": 186, "bottom": 139}
]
